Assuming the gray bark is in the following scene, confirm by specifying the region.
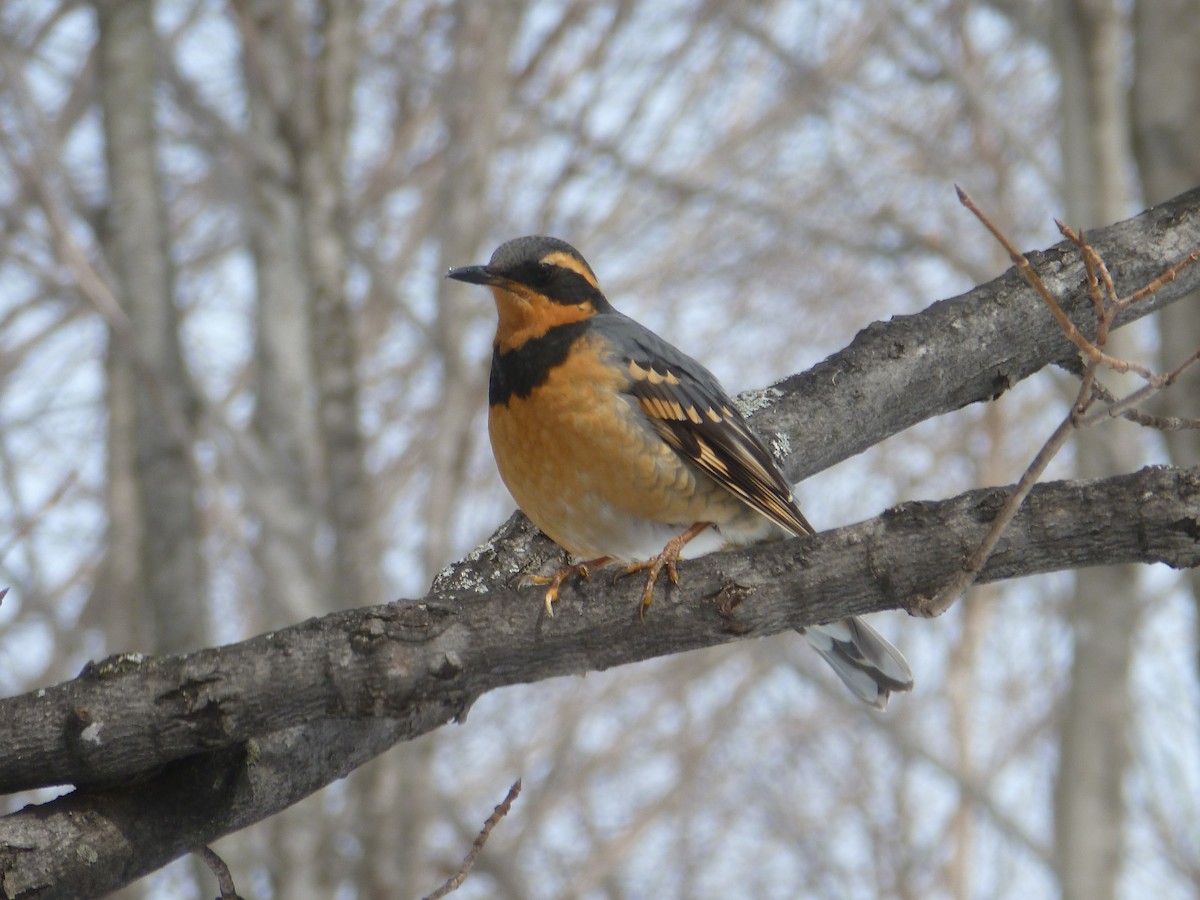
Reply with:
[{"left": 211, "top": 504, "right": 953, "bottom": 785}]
[
  {"left": 421, "top": 0, "right": 523, "bottom": 579},
  {"left": 299, "top": 0, "right": 385, "bottom": 610},
  {"left": 1051, "top": 3, "right": 1140, "bottom": 897},
  {"left": 1132, "top": 0, "right": 1200, "bottom": 681},
  {"left": 1, "top": 464, "right": 1198, "bottom": 898},
  {"left": 95, "top": 0, "right": 208, "bottom": 654},
  {"left": 239, "top": 0, "right": 326, "bottom": 625}
]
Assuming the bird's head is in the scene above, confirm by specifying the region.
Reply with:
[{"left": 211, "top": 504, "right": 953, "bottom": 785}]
[{"left": 447, "top": 236, "right": 613, "bottom": 348}]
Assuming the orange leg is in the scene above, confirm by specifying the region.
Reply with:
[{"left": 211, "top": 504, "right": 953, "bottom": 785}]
[
  {"left": 617, "top": 522, "right": 713, "bottom": 622},
  {"left": 526, "top": 556, "right": 613, "bottom": 617}
]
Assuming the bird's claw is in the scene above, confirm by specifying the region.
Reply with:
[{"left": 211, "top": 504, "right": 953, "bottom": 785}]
[
  {"left": 526, "top": 558, "right": 609, "bottom": 617},
  {"left": 624, "top": 522, "right": 712, "bottom": 621}
]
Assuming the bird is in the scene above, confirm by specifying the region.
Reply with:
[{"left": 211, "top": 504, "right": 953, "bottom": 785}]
[{"left": 446, "top": 236, "right": 914, "bottom": 708}]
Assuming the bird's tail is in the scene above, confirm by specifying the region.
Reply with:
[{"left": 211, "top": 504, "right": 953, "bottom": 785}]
[{"left": 802, "top": 617, "right": 914, "bottom": 710}]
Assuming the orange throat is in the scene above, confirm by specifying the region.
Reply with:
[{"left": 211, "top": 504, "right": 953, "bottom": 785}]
[{"left": 490, "top": 285, "right": 596, "bottom": 352}]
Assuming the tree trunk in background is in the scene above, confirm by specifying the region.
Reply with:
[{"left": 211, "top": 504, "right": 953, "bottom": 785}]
[
  {"left": 945, "top": 403, "right": 1009, "bottom": 900},
  {"left": 241, "top": 0, "right": 325, "bottom": 626},
  {"left": 1132, "top": 0, "right": 1200, "bottom": 681},
  {"left": 420, "top": 0, "right": 522, "bottom": 579},
  {"left": 84, "top": 343, "right": 144, "bottom": 650},
  {"left": 222, "top": 6, "right": 339, "bottom": 899},
  {"left": 95, "top": 0, "right": 207, "bottom": 654},
  {"left": 1053, "top": 0, "right": 1134, "bottom": 227},
  {"left": 364, "top": 5, "right": 526, "bottom": 895},
  {"left": 291, "top": 14, "right": 384, "bottom": 895},
  {"left": 301, "top": 0, "right": 384, "bottom": 612},
  {"left": 1051, "top": 3, "right": 1139, "bottom": 898}
]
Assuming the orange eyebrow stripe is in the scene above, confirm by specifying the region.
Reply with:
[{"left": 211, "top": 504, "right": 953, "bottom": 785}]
[{"left": 539, "top": 250, "right": 599, "bottom": 289}]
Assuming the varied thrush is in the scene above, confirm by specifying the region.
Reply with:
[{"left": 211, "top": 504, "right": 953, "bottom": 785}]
[{"left": 447, "top": 236, "right": 913, "bottom": 708}]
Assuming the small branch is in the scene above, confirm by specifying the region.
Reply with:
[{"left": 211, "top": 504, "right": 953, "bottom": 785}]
[
  {"left": 197, "top": 846, "right": 243, "bottom": 900},
  {"left": 0, "top": 471, "right": 78, "bottom": 566},
  {"left": 928, "top": 194, "right": 1200, "bottom": 615},
  {"left": 927, "top": 339, "right": 1198, "bottom": 617},
  {"left": 956, "top": 186, "right": 1153, "bottom": 378},
  {"left": 1087, "top": 379, "right": 1200, "bottom": 431},
  {"left": 1117, "top": 245, "right": 1200, "bottom": 313},
  {"left": 919, "top": 413, "right": 1077, "bottom": 617},
  {"left": 1074, "top": 349, "right": 1200, "bottom": 429},
  {"left": 422, "top": 778, "right": 522, "bottom": 900},
  {"left": 1057, "top": 221, "right": 1110, "bottom": 347}
]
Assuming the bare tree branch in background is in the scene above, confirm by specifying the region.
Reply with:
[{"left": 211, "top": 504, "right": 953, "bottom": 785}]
[
  {"left": 233, "top": 0, "right": 326, "bottom": 626},
  {"left": 420, "top": 778, "right": 522, "bottom": 900}
]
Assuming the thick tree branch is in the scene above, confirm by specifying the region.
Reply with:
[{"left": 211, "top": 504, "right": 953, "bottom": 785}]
[
  {"left": 750, "top": 184, "right": 1200, "bottom": 483},
  {"left": 0, "top": 721, "right": 412, "bottom": 900},
  {"left": 2, "top": 466, "right": 1199, "bottom": 896},
  {"left": 3, "top": 187, "right": 1200, "bottom": 898},
  {"left": 4, "top": 464, "right": 1200, "bottom": 798}
]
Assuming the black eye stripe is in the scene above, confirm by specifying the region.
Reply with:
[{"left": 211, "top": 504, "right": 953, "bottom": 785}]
[{"left": 512, "top": 263, "right": 606, "bottom": 307}]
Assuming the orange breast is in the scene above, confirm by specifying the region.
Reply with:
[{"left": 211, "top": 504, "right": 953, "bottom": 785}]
[{"left": 488, "top": 335, "right": 746, "bottom": 559}]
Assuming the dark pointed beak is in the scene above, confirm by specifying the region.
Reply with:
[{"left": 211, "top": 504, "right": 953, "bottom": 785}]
[{"left": 445, "top": 265, "right": 498, "bottom": 286}]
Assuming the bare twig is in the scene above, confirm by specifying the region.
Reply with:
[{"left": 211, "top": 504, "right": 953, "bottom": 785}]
[
  {"left": 197, "top": 846, "right": 244, "bottom": 900},
  {"left": 1074, "top": 349, "right": 1200, "bottom": 429},
  {"left": 923, "top": 192, "right": 1200, "bottom": 616},
  {"left": 0, "top": 472, "right": 78, "bottom": 566},
  {"left": 1117, "top": 246, "right": 1200, "bottom": 312},
  {"left": 421, "top": 778, "right": 522, "bottom": 900},
  {"left": 956, "top": 186, "right": 1154, "bottom": 379},
  {"left": 919, "top": 404, "right": 1078, "bottom": 617},
  {"left": 1056, "top": 221, "right": 1110, "bottom": 346},
  {"left": 1087, "top": 379, "right": 1200, "bottom": 430}
]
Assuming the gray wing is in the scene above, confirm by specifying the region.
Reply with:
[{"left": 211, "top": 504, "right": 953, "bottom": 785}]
[{"left": 597, "top": 314, "right": 814, "bottom": 537}]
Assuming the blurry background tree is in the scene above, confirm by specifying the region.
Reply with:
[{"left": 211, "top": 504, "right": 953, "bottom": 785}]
[{"left": 0, "top": 0, "right": 1197, "bottom": 898}]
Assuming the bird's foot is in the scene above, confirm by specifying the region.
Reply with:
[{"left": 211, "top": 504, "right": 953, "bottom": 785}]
[
  {"left": 616, "top": 522, "right": 713, "bottom": 622},
  {"left": 525, "top": 557, "right": 613, "bottom": 616}
]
